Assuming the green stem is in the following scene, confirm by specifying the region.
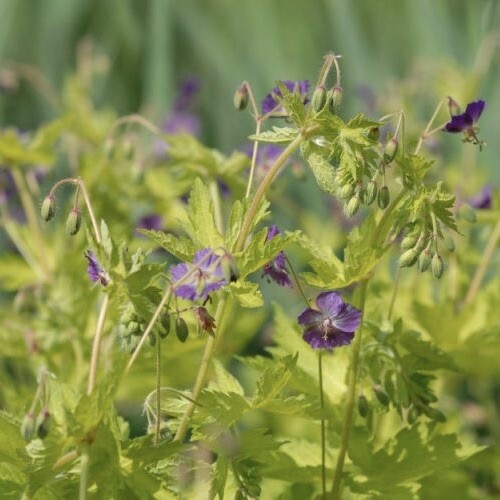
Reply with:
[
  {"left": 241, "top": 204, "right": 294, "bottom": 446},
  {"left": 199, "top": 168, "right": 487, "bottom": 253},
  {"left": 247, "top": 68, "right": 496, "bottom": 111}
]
[
  {"left": 462, "top": 218, "right": 500, "bottom": 308},
  {"left": 318, "top": 351, "right": 326, "bottom": 499},
  {"left": 330, "top": 279, "right": 368, "bottom": 499},
  {"left": 154, "top": 329, "right": 162, "bottom": 444},
  {"left": 79, "top": 443, "right": 90, "bottom": 500},
  {"left": 87, "top": 294, "right": 109, "bottom": 394}
]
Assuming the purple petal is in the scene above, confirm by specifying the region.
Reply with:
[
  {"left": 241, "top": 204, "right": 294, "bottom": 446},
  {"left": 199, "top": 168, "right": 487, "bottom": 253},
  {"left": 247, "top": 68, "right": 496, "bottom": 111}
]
[
  {"left": 302, "top": 328, "right": 354, "bottom": 350},
  {"left": 464, "top": 100, "right": 485, "bottom": 124},
  {"left": 174, "top": 284, "right": 198, "bottom": 301},
  {"left": 332, "top": 303, "right": 362, "bottom": 333},
  {"left": 443, "top": 114, "right": 471, "bottom": 133},
  {"left": 170, "top": 262, "right": 191, "bottom": 283},
  {"left": 297, "top": 308, "right": 323, "bottom": 326},
  {"left": 266, "top": 225, "right": 281, "bottom": 241},
  {"left": 468, "top": 186, "right": 492, "bottom": 210},
  {"left": 316, "top": 291, "right": 343, "bottom": 317},
  {"left": 136, "top": 213, "right": 163, "bottom": 232}
]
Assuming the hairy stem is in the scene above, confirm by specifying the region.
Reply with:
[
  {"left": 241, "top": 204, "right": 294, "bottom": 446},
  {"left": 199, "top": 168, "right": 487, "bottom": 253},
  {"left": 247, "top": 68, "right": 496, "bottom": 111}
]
[
  {"left": 154, "top": 329, "right": 162, "bottom": 444},
  {"left": 318, "top": 351, "right": 326, "bottom": 499},
  {"left": 79, "top": 443, "right": 90, "bottom": 500},
  {"left": 87, "top": 294, "right": 109, "bottom": 395}
]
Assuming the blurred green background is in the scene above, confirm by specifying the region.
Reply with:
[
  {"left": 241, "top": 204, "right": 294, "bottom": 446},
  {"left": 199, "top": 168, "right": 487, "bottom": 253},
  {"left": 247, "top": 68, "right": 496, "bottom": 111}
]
[{"left": 0, "top": 0, "right": 499, "bottom": 183}]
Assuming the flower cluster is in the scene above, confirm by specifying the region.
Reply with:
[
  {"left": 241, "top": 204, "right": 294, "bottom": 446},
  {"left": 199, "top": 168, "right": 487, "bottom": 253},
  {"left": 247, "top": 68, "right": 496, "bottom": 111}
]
[{"left": 297, "top": 291, "right": 362, "bottom": 350}]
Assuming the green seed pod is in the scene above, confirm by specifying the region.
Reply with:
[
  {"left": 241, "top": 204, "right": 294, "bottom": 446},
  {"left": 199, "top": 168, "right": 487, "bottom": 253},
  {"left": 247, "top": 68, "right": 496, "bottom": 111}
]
[
  {"left": 383, "top": 138, "right": 399, "bottom": 164},
  {"left": 339, "top": 182, "right": 354, "bottom": 200},
  {"left": 65, "top": 208, "right": 82, "bottom": 236},
  {"left": 418, "top": 247, "right": 432, "bottom": 272},
  {"left": 457, "top": 203, "right": 476, "bottom": 223},
  {"left": 401, "top": 232, "right": 419, "bottom": 250},
  {"left": 41, "top": 195, "right": 56, "bottom": 222},
  {"left": 357, "top": 394, "right": 369, "bottom": 418},
  {"left": 363, "top": 180, "right": 377, "bottom": 205},
  {"left": 399, "top": 248, "right": 419, "bottom": 268},
  {"left": 312, "top": 85, "right": 327, "bottom": 112},
  {"left": 443, "top": 233, "right": 455, "bottom": 252},
  {"left": 233, "top": 84, "right": 249, "bottom": 111},
  {"left": 175, "top": 318, "right": 188, "bottom": 343},
  {"left": 431, "top": 254, "right": 444, "bottom": 279},
  {"left": 345, "top": 194, "right": 361, "bottom": 217},
  {"left": 35, "top": 409, "right": 51, "bottom": 439},
  {"left": 21, "top": 412, "right": 36, "bottom": 441},
  {"left": 377, "top": 185, "right": 390, "bottom": 209},
  {"left": 372, "top": 385, "right": 390, "bottom": 407},
  {"left": 159, "top": 312, "right": 171, "bottom": 338}
]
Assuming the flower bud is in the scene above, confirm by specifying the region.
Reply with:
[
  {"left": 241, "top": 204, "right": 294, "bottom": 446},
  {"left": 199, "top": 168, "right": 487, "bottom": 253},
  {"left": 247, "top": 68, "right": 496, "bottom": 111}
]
[
  {"left": 159, "top": 312, "right": 171, "bottom": 338},
  {"left": 357, "top": 395, "right": 369, "bottom": 418},
  {"left": 413, "top": 232, "right": 429, "bottom": 254},
  {"left": 400, "top": 232, "right": 419, "bottom": 250},
  {"left": 363, "top": 180, "right": 377, "bottom": 205},
  {"left": 372, "top": 385, "right": 390, "bottom": 407},
  {"left": 457, "top": 203, "right": 477, "bottom": 223},
  {"left": 41, "top": 195, "right": 56, "bottom": 222},
  {"left": 233, "top": 84, "right": 249, "bottom": 111},
  {"left": 344, "top": 194, "right": 360, "bottom": 217},
  {"left": 175, "top": 317, "right": 188, "bottom": 343},
  {"left": 339, "top": 183, "right": 354, "bottom": 200},
  {"left": 431, "top": 254, "right": 444, "bottom": 279},
  {"left": 331, "top": 85, "right": 343, "bottom": 111},
  {"left": 367, "top": 127, "right": 380, "bottom": 142},
  {"left": 418, "top": 247, "right": 432, "bottom": 272},
  {"left": 399, "top": 248, "right": 419, "bottom": 268},
  {"left": 383, "top": 138, "right": 398, "bottom": 164},
  {"left": 35, "top": 409, "right": 51, "bottom": 439},
  {"left": 65, "top": 208, "right": 82, "bottom": 236},
  {"left": 447, "top": 96, "right": 461, "bottom": 117},
  {"left": 312, "top": 85, "right": 327, "bottom": 112},
  {"left": 21, "top": 412, "right": 36, "bottom": 441},
  {"left": 377, "top": 185, "right": 390, "bottom": 209}
]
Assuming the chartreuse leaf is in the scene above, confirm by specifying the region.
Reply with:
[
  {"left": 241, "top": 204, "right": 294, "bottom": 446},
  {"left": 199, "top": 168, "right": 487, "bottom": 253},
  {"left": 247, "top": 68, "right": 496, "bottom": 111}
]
[
  {"left": 210, "top": 455, "right": 229, "bottom": 500},
  {"left": 138, "top": 230, "right": 195, "bottom": 261},
  {"left": 249, "top": 126, "right": 300, "bottom": 144},
  {"left": 275, "top": 81, "right": 307, "bottom": 126},
  {"left": 185, "top": 178, "right": 224, "bottom": 248},
  {"left": 0, "top": 411, "right": 27, "bottom": 467},
  {"left": 208, "top": 359, "right": 245, "bottom": 396},
  {"left": 346, "top": 424, "right": 484, "bottom": 497},
  {"left": 301, "top": 140, "right": 337, "bottom": 196},
  {"left": 399, "top": 154, "right": 434, "bottom": 187},
  {"left": 229, "top": 280, "right": 263, "bottom": 308}
]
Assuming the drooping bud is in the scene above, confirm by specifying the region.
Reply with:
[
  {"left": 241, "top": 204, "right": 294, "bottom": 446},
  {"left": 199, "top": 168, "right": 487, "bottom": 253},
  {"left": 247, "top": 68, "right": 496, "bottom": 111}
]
[
  {"left": 399, "top": 248, "right": 419, "bottom": 268},
  {"left": 331, "top": 85, "right": 343, "bottom": 111},
  {"left": 377, "top": 185, "right": 390, "bottom": 209},
  {"left": 345, "top": 194, "right": 361, "bottom": 217},
  {"left": 457, "top": 203, "right": 477, "bottom": 223},
  {"left": 159, "top": 312, "right": 171, "bottom": 338},
  {"left": 447, "top": 96, "right": 461, "bottom": 117},
  {"left": 372, "top": 385, "right": 390, "bottom": 407},
  {"left": 383, "top": 138, "right": 399, "bottom": 164},
  {"left": 357, "top": 395, "right": 369, "bottom": 418},
  {"left": 41, "top": 195, "right": 56, "bottom": 222},
  {"left": 21, "top": 412, "right": 36, "bottom": 441},
  {"left": 418, "top": 246, "right": 433, "bottom": 272},
  {"left": 175, "top": 317, "right": 188, "bottom": 343},
  {"left": 233, "top": 84, "right": 249, "bottom": 111},
  {"left": 312, "top": 85, "right": 327, "bottom": 112},
  {"left": 431, "top": 254, "right": 444, "bottom": 279},
  {"left": 35, "top": 409, "right": 51, "bottom": 439},
  {"left": 363, "top": 180, "right": 377, "bottom": 205},
  {"left": 401, "top": 232, "right": 419, "bottom": 250},
  {"left": 65, "top": 208, "right": 82, "bottom": 236},
  {"left": 195, "top": 306, "right": 216, "bottom": 337},
  {"left": 339, "top": 182, "right": 354, "bottom": 200}
]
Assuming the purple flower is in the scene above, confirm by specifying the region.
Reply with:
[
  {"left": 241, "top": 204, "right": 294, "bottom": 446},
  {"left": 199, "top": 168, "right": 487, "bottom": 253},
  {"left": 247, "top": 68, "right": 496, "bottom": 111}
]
[
  {"left": 84, "top": 251, "right": 109, "bottom": 286},
  {"left": 443, "top": 99, "right": 486, "bottom": 148},
  {"left": 468, "top": 186, "right": 492, "bottom": 210},
  {"left": 262, "top": 225, "right": 293, "bottom": 288},
  {"left": 136, "top": 213, "right": 163, "bottom": 232},
  {"left": 170, "top": 248, "right": 227, "bottom": 301},
  {"left": 261, "top": 80, "right": 310, "bottom": 115},
  {"left": 297, "top": 291, "right": 362, "bottom": 350}
]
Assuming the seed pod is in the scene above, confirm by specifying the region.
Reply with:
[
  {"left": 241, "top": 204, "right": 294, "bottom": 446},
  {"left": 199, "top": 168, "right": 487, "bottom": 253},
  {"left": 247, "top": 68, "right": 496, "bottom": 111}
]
[
  {"left": 35, "top": 409, "right": 51, "bottom": 439},
  {"left": 431, "top": 254, "right": 444, "bottom": 279},
  {"left": 418, "top": 247, "right": 432, "bottom": 272},
  {"left": 21, "top": 412, "right": 36, "bottom": 441},
  {"left": 41, "top": 195, "right": 56, "bottom": 222},
  {"left": 159, "top": 312, "right": 171, "bottom": 338},
  {"left": 372, "top": 385, "right": 390, "bottom": 407},
  {"left": 399, "top": 248, "right": 419, "bottom": 268},
  {"left": 357, "top": 394, "right": 369, "bottom": 418},
  {"left": 175, "top": 317, "right": 189, "bottom": 343},
  {"left": 457, "top": 203, "right": 476, "bottom": 223},
  {"left": 312, "top": 85, "right": 327, "bottom": 112},
  {"left": 377, "top": 185, "right": 390, "bottom": 209},
  {"left": 345, "top": 194, "right": 361, "bottom": 217},
  {"left": 233, "top": 84, "right": 249, "bottom": 111},
  {"left": 363, "top": 180, "right": 377, "bottom": 205},
  {"left": 66, "top": 208, "right": 82, "bottom": 236},
  {"left": 339, "top": 182, "right": 354, "bottom": 200},
  {"left": 383, "top": 138, "right": 398, "bottom": 164}
]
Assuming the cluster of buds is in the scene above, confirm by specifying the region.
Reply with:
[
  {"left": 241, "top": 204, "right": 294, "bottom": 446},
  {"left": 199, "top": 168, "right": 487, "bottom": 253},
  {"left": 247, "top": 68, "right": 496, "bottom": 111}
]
[
  {"left": 41, "top": 191, "right": 82, "bottom": 237},
  {"left": 398, "top": 222, "right": 447, "bottom": 278},
  {"left": 311, "top": 84, "right": 343, "bottom": 114}
]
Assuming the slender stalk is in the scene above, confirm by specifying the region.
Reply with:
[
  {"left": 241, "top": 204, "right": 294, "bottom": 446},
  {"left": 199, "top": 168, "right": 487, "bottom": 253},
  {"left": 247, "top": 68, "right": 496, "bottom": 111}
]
[
  {"left": 154, "top": 329, "right": 162, "bottom": 444},
  {"left": 414, "top": 98, "right": 447, "bottom": 155},
  {"left": 462, "top": 218, "right": 500, "bottom": 308},
  {"left": 330, "top": 279, "right": 368, "bottom": 499},
  {"left": 318, "top": 351, "right": 326, "bottom": 499},
  {"left": 76, "top": 179, "right": 101, "bottom": 245},
  {"left": 79, "top": 443, "right": 90, "bottom": 500},
  {"left": 106, "top": 114, "right": 163, "bottom": 142},
  {"left": 387, "top": 267, "right": 401, "bottom": 321},
  {"left": 87, "top": 294, "right": 109, "bottom": 395},
  {"left": 245, "top": 118, "right": 262, "bottom": 199}
]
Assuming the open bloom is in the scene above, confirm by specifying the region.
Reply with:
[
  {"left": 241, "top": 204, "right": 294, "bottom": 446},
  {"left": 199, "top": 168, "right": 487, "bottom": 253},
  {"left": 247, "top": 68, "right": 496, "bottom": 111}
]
[
  {"left": 443, "top": 99, "right": 485, "bottom": 148},
  {"left": 261, "top": 80, "right": 309, "bottom": 115},
  {"left": 468, "top": 185, "right": 492, "bottom": 210},
  {"left": 297, "top": 291, "right": 362, "bottom": 350},
  {"left": 262, "top": 225, "right": 293, "bottom": 288},
  {"left": 170, "top": 248, "right": 228, "bottom": 301},
  {"left": 84, "top": 251, "right": 109, "bottom": 286}
]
